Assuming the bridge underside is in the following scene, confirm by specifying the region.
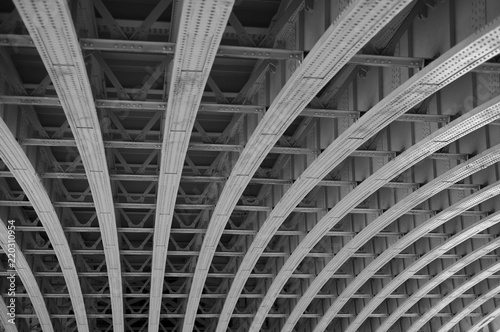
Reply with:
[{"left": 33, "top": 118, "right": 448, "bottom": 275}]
[{"left": 1, "top": 1, "right": 500, "bottom": 332}]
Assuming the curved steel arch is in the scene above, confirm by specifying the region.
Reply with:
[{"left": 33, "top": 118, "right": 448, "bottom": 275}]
[
  {"left": 0, "top": 107, "right": 89, "bottom": 331},
  {"left": 181, "top": 1, "right": 417, "bottom": 330},
  {"left": 402, "top": 241, "right": 500, "bottom": 332},
  {"left": 313, "top": 152, "right": 500, "bottom": 332},
  {"left": 374, "top": 216, "right": 500, "bottom": 331},
  {"left": 470, "top": 307, "right": 500, "bottom": 332},
  {"left": 0, "top": 294, "right": 18, "bottom": 332},
  {"left": 12, "top": 0, "right": 124, "bottom": 330},
  {"left": 436, "top": 282, "right": 500, "bottom": 332},
  {"left": 0, "top": 218, "right": 53, "bottom": 332},
  {"left": 244, "top": 19, "right": 500, "bottom": 332},
  {"left": 148, "top": 1, "right": 234, "bottom": 331},
  {"left": 341, "top": 185, "right": 500, "bottom": 332}
]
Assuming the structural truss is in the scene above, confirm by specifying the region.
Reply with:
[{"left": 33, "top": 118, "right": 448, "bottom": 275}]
[{"left": 1, "top": 0, "right": 500, "bottom": 332}]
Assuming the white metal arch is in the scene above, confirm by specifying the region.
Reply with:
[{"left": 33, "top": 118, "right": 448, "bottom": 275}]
[
  {"left": 402, "top": 241, "right": 500, "bottom": 332},
  {"left": 313, "top": 150, "right": 500, "bottom": 332},
  {"left": 373, "top": 206, "right": 500, "bottom": 331},
  {"left": 244, "top": 18, "right": 500, "bottom": 332},
  {"left": 341, "top": 185, "right": 500, "bottom": 332},
  {"left": 12, "top": 0, "right": 124, "bottom": 330},
  {"left": 148, "top": 1, "right": 234, "bottom": 331},
  {"left": 182, "top": 1, "right": 416, "bottom": 331},
  {"left": 0, "top": 106, "right": 88, "bottom": 332},
  {"left": 436, "top": 282, "right": 500, "bottom": 332},
  {"left": 0, "top": 218, "right": 53, "bottom": 332},
  {"left": 470, "top": 307, "right": 500, "bottom": 332}
]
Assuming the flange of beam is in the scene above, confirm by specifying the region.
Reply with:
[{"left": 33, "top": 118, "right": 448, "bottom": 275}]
[
  {"left": 12, "top": 0, "right": 124, "bottom": 330},
  {"left": 0, "top": 218, "right": 53, "bottom": 332},
  {"left": 313, "top": 146, "right": 500, "bottom": 332},
  {"left": 0, "top": 106, "right": 89, "bottom": 332},
  {"left": 11, "top": 312, "right": 463, "bottom": 319},
  {"left": 2, "top": 31, "right": 500, "bottom": 73},
  {"left": 399, "top": 240, "right": 500, "bottom": 332},
  {"left": 0, "top": 95, "right": 463, "bottom": 123},
  {"left": 229, "top": 17, "right": 500, "bottom": 332},
  {"left": 0, "top": 270, "right": 467, "bottom": 280},
  {"left": 8, "top": 291, "right": 496, "bottom": 300},
  {"left": 148, "top": 1, "right": 234, "bottom": 331}
]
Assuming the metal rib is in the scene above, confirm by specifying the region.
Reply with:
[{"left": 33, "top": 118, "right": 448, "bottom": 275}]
[
  {"left": 398, "top": 240, "right": 500, "bottom": 332},
  {"left": 313, "top": 147, "right": 500, "bottom": 332},
  {"left": 0, "top": 218, "right": 53, "bottom": 332},
  {"left": 181, "top": 1, "right": 416, "bottom": 330},
  {"left": 436, "top": 283, "right": 500, "bottom": 332},
  {"left": 148, "top": 1, "right": 234, "bottom": 331},
  {"left": 469, "top": 307, "right": 500, "bottom": 332},
  {"left": 0, "top": 111, "right": 88, "bottom": 331},
  {"left": 239, "top": 18, "right": 500, "bottom": 332},
  {"left": 342, "top": 187, "right": 500, "bottom": 332},
  {"left": 371, "top": 189, "right": 500, "bottom": 331},
  {"left": 12, "top": 0, "right": 124, "bottom": 329}
]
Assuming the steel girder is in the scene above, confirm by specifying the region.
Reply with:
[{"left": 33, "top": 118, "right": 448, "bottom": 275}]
[
  {"left": 148, "top": 1, "right": 234, "bottom": 331},
  {"left": 229, "top": 14, "right": 500, "bottom": 332}
]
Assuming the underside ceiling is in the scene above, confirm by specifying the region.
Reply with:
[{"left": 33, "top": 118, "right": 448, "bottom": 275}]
[{"left": 2, "top": 0, "right": 500, "bottom": 332}]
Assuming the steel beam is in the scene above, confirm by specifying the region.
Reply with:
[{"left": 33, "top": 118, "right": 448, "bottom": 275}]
[
  {"left": 393, "top": 242, "right": 500, "bottom": 332},
  {"left": 0, "top": 92, "right": 89, "bottom": 332},
  {"left": 436, "top": 283, "right": 500, "bottom": 332},
  {"left": 470, "top": 308, "right": 500, "bottom": 332},
  {"left": 312, "top": 147, "right": 500, "bottom": 332},
  {"left": 1, "top": 95, "right": 476, "bottom": 124},
  {"left": 148, "top": 1, "right": 234, "bottom": 331},
  {"left": 0, "top": 271, "right": 480, "bottom": 280},
  {"left": 15, "top": 226, "right": 494, "bottom": 241},
  {"left": 189, "top": 1, "right": 417, "bottom": 330},
  {"left": 12, "top": 1, "right": 124, "bottom": 330},
  {"left": 226, "top": 15, "right": 500, "bottom": 332},
  {"left": 5, "top": 292, "right": 495, "bottom": 300}
]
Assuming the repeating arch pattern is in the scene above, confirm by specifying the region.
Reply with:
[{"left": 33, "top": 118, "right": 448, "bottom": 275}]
[
  {"left": 436, "top": 282, "right": 500, "bottom": 332},
  {"left": 403, "top": 242, "right": 500, "bottom": 332},
  {"left": 183, "top": 1, "right": 418, "bottom": 330},
  {"left": 343, "top": 178, "right": 500, "bottom": 332},
  {"left": 470, "top": 307, "right": 500, "bottom": 332},
  {"left": 247, "top": 18, "right": 500, "bottom": 332},
  {"left": 313, "top": 146, "right": 500, "bottom": 332}
]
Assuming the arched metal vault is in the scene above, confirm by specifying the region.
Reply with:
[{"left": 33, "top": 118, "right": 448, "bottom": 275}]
[{"left": 2, "top": 0, "right": 500, "bottom": 332}]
